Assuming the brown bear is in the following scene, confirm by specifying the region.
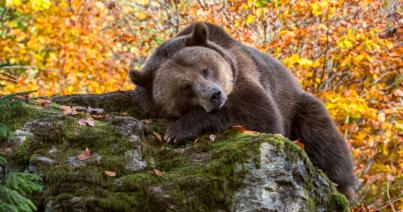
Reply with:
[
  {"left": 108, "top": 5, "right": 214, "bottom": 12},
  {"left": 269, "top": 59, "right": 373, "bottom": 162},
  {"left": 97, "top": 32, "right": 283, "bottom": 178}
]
[{"left": 130, "top": 23, "right": 356, "bottom": 202}]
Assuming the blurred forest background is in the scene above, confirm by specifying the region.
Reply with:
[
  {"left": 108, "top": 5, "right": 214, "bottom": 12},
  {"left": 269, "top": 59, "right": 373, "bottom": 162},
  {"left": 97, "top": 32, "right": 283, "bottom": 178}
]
[{"left": 0, "top": 0, "right": 401, "bottom": 210}]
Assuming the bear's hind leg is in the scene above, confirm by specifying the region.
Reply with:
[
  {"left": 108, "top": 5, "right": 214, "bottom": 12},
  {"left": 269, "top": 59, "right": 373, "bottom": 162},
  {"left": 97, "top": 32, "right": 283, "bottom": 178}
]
[{"left": 293, "top": 93, "right": 356, "bottom": 202}]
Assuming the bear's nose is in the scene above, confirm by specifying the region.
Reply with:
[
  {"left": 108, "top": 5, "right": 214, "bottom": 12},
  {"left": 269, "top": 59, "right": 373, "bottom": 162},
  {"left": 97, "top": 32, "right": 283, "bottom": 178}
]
[{"left": 209, "top": 89, "right": 223, "bottom": 104}]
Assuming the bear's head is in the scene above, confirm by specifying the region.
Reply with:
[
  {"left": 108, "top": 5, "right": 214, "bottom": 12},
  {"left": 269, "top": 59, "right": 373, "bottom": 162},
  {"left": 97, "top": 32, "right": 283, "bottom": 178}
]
[{"left": 130, "top": 23, "right": 236, "bottom": 117}]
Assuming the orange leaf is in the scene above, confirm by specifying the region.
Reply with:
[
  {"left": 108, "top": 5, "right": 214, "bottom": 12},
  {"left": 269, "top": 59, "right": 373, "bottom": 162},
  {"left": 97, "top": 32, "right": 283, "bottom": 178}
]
[
  {"left": 293, "top": 139, "right": 305, "bottom": 149},
  {"left": 34, "top": 98, "right": 51, "bottom": 106},
  {"left": 104, "top": 170, "right": 116, "bottom": 177},
  {"left": 59, "top": 106, "right": 78, "bottom": 115},
  {"left": 231, "top": 125, "right": 246, "bottom": 132},
  {"left": 77, "top": 148, "right": 92, "bottom": 161},
  {"left": 231, "top": 125, "right": 258, "bottom": 134}
]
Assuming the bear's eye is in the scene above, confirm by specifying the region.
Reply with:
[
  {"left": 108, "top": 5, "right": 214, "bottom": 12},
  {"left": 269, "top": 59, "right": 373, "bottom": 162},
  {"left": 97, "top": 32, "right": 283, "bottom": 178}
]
[
  {"left": 201, "top": 68, "right": 209, "bottom": 77},
  {"left": 180, "top": 83, "right": 194, "bottom": 97},
  {"left": 180, "top": 83, "right": 192, "bottom": 91}
]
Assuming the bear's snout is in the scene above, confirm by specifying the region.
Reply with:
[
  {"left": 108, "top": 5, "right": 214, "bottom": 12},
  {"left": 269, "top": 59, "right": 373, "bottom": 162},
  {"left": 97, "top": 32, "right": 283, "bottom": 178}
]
[
  {"left": 209, "top": 89, "right": 226, "bottom": 108},
  {"left": 194, "top": 81, "right": 227, "bottom": 113}
]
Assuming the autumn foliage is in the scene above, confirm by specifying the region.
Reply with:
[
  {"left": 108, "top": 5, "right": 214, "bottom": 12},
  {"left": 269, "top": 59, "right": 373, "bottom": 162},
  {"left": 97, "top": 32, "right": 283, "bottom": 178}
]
[{"left": 0, "top": 0, "right": 401, "bottom": 210}]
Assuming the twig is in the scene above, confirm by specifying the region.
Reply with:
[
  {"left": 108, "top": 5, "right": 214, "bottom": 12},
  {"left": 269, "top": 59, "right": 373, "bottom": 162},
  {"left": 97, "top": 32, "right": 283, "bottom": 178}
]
[
  {"left": 173, "top": 0, "right": 180, "bottom": 33},
  {"left": 0, "top": 65, "right": 59, "bottom": 73},
  {"left": 318, "top": 10, "right": 331, "bottom": 91},
  {"left": 0, "top": 77, "right": 17, "bottom": 83},
  {"left": 386, "top": 176, "right": 397, "bottom": 212},
  {"left": 0, "top": 72, "right": 17, "bottom": 80},
  {"left": 375, "top": 196, "right": 403, "bottom": 211},
  {"left": 356, "top": 154, "right": 375, "bottom": 193}
]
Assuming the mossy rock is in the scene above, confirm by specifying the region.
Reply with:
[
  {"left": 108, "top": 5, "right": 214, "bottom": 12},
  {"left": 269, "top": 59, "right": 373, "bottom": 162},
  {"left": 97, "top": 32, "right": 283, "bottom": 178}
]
[{"left": 0, "top": 95, "right": 349, "bottom": 212}]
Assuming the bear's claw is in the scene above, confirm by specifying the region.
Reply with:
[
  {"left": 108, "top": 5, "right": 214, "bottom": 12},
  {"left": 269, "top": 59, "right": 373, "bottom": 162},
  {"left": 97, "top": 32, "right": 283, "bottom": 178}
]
[{"left": 164, "top": 123, "right": 196, "bottom": 145}]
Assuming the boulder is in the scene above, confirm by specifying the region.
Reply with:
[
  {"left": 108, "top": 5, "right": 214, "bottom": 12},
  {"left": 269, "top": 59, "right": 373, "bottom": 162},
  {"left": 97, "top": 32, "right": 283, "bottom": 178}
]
[{"left": 0, "top": 91, "right": 349, "bottom": 211}]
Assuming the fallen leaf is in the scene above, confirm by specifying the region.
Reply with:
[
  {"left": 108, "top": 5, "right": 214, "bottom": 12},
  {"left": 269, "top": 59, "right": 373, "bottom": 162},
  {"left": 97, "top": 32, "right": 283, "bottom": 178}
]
[
  {"left": 77, "top": 148, "right": 91, "bottom": 161},
  {"left": 394, "top": 88, "right": 403, "bottom": 97},
  {"left": 34, "top": 98, "right": 51, "bottom": 106},
  {"left": 120, "top": 112, "right": 128, "bottom": 116},
  {"left": 152, "top": 131, "right": 163, "bottom": 143},
  {"left": 73, "top": 106, "right": 87, "bottom": 112},
  {"left": 294, "top": 139, "right": 305, "bottom": 149},
  {"left": 15, "top": 94, "right": 30, "bottom": 100},
  {"left": 104, "top": 170, "right": 116, "bottom": 177},
  {"left": 87, "top": 107, "right": 104, "bottom": 114},
  {"left": 78, "top": 118, "right": 96, "bottom": 127},
  {"left": 78, "top": 119, "right": 87, "bottom": 126},
  {"left": 59, "top": 106, "right": 78, "bottom": 115},
  {"left": 231, "top": 125, "right": 246, "bottom": 132},
  {"left": 86, "top": 118, "right": 95, "bottom": 126},
  {"left": 242, "top": 130, "right": 259, "bottom": 135},
  {"left": 142, "top": 119, "right": 152, "bottom": 124},
  {"left": 231, "top": 125, "right": 258, "bottom": 134},
  {"left": 153, "top": 169, "right": 165, "bottom": 176},
  {"left": 48, "top": 146, "right": 58, "bottom": 154},
  {"left": 91, "top": 114, "right": 106, "bottom": 120}
]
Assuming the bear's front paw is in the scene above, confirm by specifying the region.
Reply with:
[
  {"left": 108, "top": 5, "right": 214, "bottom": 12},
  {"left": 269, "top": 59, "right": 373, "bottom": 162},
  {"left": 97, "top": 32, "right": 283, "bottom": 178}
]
[{"left": 164, "top": 123, "right": 197, "bottom": 145}]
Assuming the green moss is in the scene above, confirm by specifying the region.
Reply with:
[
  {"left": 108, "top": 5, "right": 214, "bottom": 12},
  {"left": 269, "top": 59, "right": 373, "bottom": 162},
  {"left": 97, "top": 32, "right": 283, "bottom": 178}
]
[
  {"left": 0, "top": 98, "right": 32, "bottom": 130},
  {"left": 115, "top": 173, "right": 159, "bottom": 192},
  {"left": 165, "top": 175, "right": 229, "bottom": 211},
  {"left": 85, "top": 131, "right": 267, "bottom": 211},
  {"left": 306, "top": 195, "right": 316, "bottom": 212},
  {"left": 0, "top": 123, "right": 12, "bottom": 142},
  {"left": 45, "top": 166, "right": 104, "bottom": 186},
  {"left": 326, "top": 193, "right": 350, "bottom": 212},
  {"left": 148, "top": 119, "right": 172, "bottom": 135},
  {"left": 15, "top": 138, "right": 32, "bottom": 163},
  {"left": 43, "top": 165, "right": 108, "bottom": 203},
  {"left": 161, "top": 133, "right": 262, "bottom": 209},
  {"left": 99, "top": 155, "right": 126, "bottom": 170},
  {"left": 99, "top": 192, "right": 139, "bottom": 211},
  {"left": 157, "top": 155, "right": 190, "bottom": 171},
  {"left": 65, "top": 124, "right": 121, "bottom": 148},
  {"left": 0, "top": 97, "right": 41, "bottom": 143},
  {"left": 99, "top": 191, "right": 164, "bottom": 212}
]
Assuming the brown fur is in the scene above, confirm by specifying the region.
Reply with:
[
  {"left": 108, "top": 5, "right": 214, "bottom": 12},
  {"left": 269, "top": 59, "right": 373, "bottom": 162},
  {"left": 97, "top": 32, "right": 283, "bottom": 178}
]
[{"left": 130, "top": 23, "right": 356, "bottom": 202}]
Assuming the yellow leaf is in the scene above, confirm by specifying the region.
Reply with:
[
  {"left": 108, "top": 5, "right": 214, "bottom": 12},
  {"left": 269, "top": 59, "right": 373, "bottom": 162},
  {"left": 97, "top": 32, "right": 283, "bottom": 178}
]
[
  {"left": 352, "top": 55, "right": 364, "bottom": 64},
  {"left": 5, "top": 0, "right": 22, "bottom": 8},
  {"left": 246, "top": 15, "right": 254, "bottom": 24},
  {"left": 31, "top": 0, "right": 51, "bottom": 11},
  {"left": 311, "top": 3, "right": 322, "bottom": 16},
  {"left": 337, "top": 38, "right": 353, "bottom": 50}
]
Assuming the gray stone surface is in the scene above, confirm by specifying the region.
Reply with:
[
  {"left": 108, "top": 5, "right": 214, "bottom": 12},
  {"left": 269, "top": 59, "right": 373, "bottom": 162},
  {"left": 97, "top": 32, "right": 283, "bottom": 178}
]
[{"left": 124, "top": 149, "right": 147, "bottom": 171}]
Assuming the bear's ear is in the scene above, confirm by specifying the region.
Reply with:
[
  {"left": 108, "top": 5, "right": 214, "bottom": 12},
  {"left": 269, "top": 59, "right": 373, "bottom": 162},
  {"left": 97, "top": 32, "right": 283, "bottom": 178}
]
[
  {"left": 129, "top": 69, "right": 153, "bottom": 87},
  {"left": 186, "top": 23, "right": 209, "bottom": 46}
]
